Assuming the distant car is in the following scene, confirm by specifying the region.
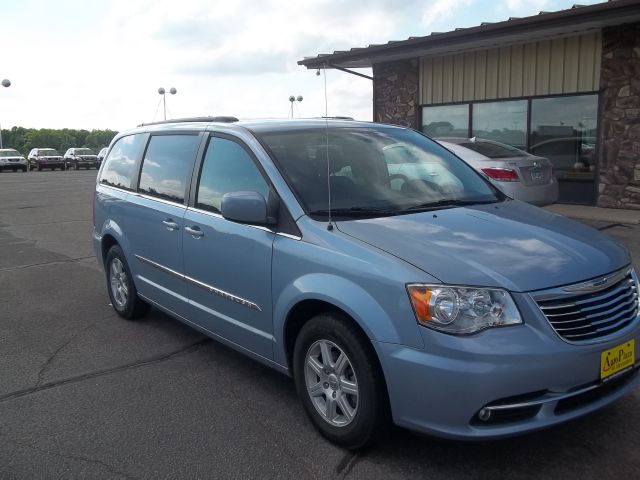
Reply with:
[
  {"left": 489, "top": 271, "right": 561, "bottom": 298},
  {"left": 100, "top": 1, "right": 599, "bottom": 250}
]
[
  {"left": 64, "top": 148, "right": 99, "bottom": 170},
  {"left": 529, "top": 137, "right": 596, "bottom": 177},
  {"left": 0, "top": 148, "right": 28, "bottom": 172},
  {"left": 28, "top": 148, "right": 65, "bottom": 171},
  {"left": 436, "top": 138, "right": 559, "bottom": 206},
  {"left": 97, "top": 147, "right": 108, "bottom": 166}
]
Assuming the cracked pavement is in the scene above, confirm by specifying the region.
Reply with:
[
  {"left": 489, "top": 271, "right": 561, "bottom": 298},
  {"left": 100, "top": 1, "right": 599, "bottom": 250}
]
[{"left": 1, "top": 170, "right": 639, "bottom": 479}]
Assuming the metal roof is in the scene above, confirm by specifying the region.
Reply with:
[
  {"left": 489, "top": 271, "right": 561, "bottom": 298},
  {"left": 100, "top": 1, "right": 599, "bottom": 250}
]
[{"left": 298, "top": 0, "right": 640, "bottom": 70}]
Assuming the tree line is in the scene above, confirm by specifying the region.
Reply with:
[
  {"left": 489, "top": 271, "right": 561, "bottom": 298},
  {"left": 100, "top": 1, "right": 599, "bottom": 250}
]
[{"left": 1, "top": 127, "right": 118, "bottom": 154}]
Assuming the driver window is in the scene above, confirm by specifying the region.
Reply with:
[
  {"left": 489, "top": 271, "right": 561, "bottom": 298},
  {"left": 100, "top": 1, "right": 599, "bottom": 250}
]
[{"left": 196, "top": 137, "right": 270, "bottom": 214}]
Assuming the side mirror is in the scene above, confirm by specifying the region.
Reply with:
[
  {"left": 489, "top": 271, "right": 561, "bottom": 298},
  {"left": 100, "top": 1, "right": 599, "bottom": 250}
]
[{"left": 221, "top": 191, "right": 276, "bottom": 226}]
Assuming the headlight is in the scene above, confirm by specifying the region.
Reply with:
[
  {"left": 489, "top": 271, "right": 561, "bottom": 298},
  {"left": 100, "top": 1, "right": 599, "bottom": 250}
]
[{"left": 407, "top": 284, "right": 522, "bottom": 335}]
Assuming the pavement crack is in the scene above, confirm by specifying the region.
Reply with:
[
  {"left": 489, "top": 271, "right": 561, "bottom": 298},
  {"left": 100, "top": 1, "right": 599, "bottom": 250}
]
[
  {"left": 334, "top": 451, "right": 362, "bottom": 479},
  {"left": 0, "top": 255, "right": 96, "bottom": 273},
  {"left": 0, "top": 338, "right": 212, "bottom": 404},
  {"left": 2, "top": 435, "right": 138, "bottom": 479},
  {"left": 597, "top": 223, "right": 630, "bottom": 231},
  {"left": 35, "top": 316, "right": 110, "bottom": 387}
]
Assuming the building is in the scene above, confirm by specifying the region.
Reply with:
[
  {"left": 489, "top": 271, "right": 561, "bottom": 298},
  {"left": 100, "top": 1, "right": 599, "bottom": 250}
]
[{"left": 299, "top": 0, "right": 640, "bottom": 209}]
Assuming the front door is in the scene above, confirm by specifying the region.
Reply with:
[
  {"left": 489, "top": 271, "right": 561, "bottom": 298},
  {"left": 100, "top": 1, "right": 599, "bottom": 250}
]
[{"left": 183, "top": 134, "right": 274, "bottom": 358}]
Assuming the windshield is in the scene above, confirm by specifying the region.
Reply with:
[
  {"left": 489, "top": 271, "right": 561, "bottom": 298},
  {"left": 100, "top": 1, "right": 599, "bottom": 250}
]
[
  {"left": 258, "top": 126, "right": 500, "bottom": 218},
  {"left": 40, "top": 149, "right": 60, "bottom": 156},
  {"left": 456, "top": 140, "right": 528, "bottom": 159},
  {"left": 75, "top": 148, "right": 94, "bottom": 155},
  {"left": 0, "top": 150, "right": 20, "bottom": 157}
]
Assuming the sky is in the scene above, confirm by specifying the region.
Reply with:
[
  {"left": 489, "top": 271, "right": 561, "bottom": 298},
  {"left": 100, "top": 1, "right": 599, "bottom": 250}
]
[{"left": 0, "top": 0, "right": 602, "bottom": 132}]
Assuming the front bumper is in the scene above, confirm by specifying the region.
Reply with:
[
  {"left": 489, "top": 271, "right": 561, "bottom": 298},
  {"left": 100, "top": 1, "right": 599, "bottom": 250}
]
[
  {"left": 0, "top": 161, "right": 27, "bottom": 170},
  {"left": 376, "top": 294, "right": 640, "bottom": 440},
  {"left": 36, "top": 160, "right": 65, "bottom": 168}
]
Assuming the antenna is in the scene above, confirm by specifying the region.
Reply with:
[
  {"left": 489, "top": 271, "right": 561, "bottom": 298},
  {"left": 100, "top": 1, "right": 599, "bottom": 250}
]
[{"left": 322, "top": 65, "right": 333, "bottom": 231}]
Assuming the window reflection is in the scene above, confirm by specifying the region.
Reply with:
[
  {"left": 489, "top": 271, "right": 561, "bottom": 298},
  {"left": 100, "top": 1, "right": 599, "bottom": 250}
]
[
  {"left": 422, "top": 104, "right": 469, "bottom": 138},
  {"left": 529, "top": 95, "right": 598, "bottom": 184},
  {"left": 472, "top": 100, "right": 527, "bottom": 149},
  {"left": 138, "top": 135, "right": 200, "bottom": 203},
  {"left": 99, "top": 134, "right": 144, "bottom": 190},
  {"left": 196, "top": 138, "right": 269, "bottom": 213}
]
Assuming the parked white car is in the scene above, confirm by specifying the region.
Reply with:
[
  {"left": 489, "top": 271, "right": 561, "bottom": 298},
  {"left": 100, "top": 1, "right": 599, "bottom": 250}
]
[
  {"left": 0, "top": 148, "right": 28, "bottom": 172},
  {"left": 436, "top": 138, "right": 559, "bottom": 206}
]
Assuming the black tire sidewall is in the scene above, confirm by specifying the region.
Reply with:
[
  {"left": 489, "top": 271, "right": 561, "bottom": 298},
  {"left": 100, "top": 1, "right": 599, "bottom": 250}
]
[
  {"left": 105, "top": 245, "right": 138, "bottom": 319},
  {"left": 293, "top": 313, "right": 387, "bottom": 449}
]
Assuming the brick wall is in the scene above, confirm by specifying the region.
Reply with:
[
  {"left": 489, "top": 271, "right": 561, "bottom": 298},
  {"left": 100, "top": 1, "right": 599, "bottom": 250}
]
[
  {"left": 373, "top": 59, "right": 419, "bottom": 128},
  {"left": 598, "top": 22, "right": 640, "bottom": 210}
]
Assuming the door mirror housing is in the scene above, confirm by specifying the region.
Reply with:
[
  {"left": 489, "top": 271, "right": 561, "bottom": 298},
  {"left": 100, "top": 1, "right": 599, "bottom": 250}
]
[{"left": 221, "top": 191, "right": 276, "bottom": 226}]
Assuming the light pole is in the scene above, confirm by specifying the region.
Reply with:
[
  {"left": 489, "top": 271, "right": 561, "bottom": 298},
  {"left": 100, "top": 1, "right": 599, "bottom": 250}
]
[
  {"left": 158, "top": 87, "right": 177, "bottom": 121},
  {"left": 289, "top": 95, "right": 303, "bottom": 118},
  {"left": 0, "top": 79, "right": 10, "bottom": 149}
]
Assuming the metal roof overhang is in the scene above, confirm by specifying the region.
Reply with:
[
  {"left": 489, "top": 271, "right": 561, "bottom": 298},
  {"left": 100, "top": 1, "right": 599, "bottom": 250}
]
[{"left": 298, "top": 0, "right": 640, "bottom": 70}]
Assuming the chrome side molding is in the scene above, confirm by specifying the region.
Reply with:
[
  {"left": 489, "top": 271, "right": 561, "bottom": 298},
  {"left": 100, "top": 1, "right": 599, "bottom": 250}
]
[{"left": 135, "top": 254, "right": 262, "bottom": 312}]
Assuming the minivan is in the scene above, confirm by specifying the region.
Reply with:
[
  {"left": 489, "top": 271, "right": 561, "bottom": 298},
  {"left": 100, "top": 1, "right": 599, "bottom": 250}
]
[{"left": 93, "top": 117, "right": 639, "bottom": 449}]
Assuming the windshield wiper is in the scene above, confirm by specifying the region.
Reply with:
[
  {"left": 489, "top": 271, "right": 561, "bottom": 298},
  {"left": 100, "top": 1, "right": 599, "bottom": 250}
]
[
  {"left": 400, "top": 198, "right": 498, "bottom": 212},
  {"left": 308, "top": 207, "right": 398, "bottom": 218}
]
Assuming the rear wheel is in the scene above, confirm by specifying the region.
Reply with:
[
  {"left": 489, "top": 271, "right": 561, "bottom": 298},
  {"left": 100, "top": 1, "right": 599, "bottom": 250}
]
[
  {"left": 293, "top": 312, "right": 390, "bottom": 450},
  {"left": 105, "top": 245, "right": 150, "bottom": 320}
]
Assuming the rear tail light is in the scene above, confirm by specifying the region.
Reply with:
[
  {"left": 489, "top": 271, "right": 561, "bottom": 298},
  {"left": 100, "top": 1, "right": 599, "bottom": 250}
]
[{"left": 481, "top": 168, "right": 520, "bottom": 182}]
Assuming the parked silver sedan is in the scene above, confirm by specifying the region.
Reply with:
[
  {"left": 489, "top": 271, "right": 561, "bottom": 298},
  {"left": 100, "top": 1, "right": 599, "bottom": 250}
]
[{"left": 436, "top": 138, "right": 559, "bottom": 206}]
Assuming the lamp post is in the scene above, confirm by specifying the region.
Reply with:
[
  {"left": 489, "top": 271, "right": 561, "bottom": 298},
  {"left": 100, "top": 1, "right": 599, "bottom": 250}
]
[
  {"left": 158, "top": 87, "right": 177, "bottom": 121},
  {"left": 289, "top": 95, "right": 303, "bottom": 118},
  {"left": 0, "top": 78, "right": 10, "bottom": 149}
]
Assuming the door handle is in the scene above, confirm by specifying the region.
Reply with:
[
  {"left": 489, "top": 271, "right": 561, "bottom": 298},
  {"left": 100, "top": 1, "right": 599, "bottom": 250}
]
[
  {"left": 162, "top": 219, "right": 179, "bottom": 231},
  {"left": 185, "top": 226, "right": 204, "bottom": 239}
]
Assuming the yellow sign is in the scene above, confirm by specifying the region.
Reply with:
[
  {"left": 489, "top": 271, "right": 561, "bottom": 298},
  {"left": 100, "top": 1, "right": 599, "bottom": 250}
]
[{"left": 601, "top": 339, "right": 635, "bottom": 381}]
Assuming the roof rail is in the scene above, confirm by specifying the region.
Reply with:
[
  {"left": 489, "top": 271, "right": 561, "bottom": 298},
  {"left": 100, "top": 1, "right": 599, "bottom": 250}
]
[
  {"left": 315, "top": 116, "right": 355, "bottom": 120},
  {"left": 137, "top": 116, "right": 239, "bottom": 127}
]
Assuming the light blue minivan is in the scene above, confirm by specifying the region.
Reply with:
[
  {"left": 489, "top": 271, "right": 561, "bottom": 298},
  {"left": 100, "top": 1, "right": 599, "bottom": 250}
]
[{"left": 93, "top": 117, "right": 639, "bottom": 449}]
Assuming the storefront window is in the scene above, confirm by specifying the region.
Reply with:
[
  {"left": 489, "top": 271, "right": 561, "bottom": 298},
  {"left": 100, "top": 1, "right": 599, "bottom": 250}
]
[
  {"left": 472, "top": 100, "right": 527, "bottom": 149},
  {"left": 529, "top": 94, "right": 598, "bottom": 203},
  {"left": 422, "top": 104, "right": 469, "bottom": 138}
]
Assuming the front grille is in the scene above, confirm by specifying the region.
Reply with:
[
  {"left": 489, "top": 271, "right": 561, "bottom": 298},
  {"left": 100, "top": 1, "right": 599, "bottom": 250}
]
[{"left": 535, "top": 269, "right": 639, "bottom": 342}]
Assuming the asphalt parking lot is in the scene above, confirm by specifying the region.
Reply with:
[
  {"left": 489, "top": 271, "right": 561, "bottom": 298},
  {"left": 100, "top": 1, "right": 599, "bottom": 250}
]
[{"left": 1, "top": 170, "right": 639, "bottom": 479}]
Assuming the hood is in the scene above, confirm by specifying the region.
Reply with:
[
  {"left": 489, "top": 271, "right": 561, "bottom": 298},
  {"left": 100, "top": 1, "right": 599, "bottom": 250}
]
[{"left": 336, "top": 200, "right": 630, "bottom": 292}]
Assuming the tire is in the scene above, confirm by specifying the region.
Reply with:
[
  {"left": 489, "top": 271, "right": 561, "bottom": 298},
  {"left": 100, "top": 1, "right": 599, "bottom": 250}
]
[
  {"left": 12, "top": 168, "right": 17, "bottom": 172},
  {"left": 37, "top": 165, "right": 42, "bottom": 172},
  {"left": 75, "top": 163, "right": 80, "bottom": 171},
  {"left": 105, "top": 245, "right": 150, "bottom": 320},
  {"left": 293, "top": 312, "right": 390, "bottom": 450}
]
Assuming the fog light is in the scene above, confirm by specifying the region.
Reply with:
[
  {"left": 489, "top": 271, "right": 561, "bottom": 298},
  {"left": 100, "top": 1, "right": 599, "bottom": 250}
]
[{"left": 478, "top": 408, "right": 492, "bottom": 422}]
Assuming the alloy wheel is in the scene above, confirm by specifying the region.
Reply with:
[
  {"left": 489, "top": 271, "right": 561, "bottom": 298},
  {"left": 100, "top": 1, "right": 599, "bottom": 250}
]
[{"left": 304, "top": 339, "right": 359, "bottom": 427}]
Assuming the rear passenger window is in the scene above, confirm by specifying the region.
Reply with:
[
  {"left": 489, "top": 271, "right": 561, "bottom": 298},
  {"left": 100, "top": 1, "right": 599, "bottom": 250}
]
[
  {"left": 138, "top": 135, "right": 200, "bottom": 204},
  {"left": 196, "top": 137, "right": 269, "bottom": 213},
  {"left": 99, "top": 134, "right": 145, "bottom": 190}
]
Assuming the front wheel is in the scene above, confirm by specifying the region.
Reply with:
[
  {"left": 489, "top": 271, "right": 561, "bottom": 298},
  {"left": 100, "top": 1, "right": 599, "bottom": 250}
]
[
  {"left": 105, "top": 245, "right": 150, "bottom": 320},
  {"left": 293, "top": 313, "right": 390, "bottom": 450}
]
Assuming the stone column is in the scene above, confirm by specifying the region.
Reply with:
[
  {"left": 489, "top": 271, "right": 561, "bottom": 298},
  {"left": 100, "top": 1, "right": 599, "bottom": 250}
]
[
  {"left": 598, "top": 22, "right": 640, "bottom": 210},
  {"left": 372, "top": 59, "right": 419, "bottom": 129}
]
